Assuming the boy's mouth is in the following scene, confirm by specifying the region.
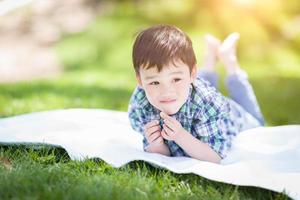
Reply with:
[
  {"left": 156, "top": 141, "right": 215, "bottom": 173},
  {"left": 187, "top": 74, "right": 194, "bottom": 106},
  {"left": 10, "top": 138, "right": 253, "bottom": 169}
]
[{"left": 160, "top": 99, "right": 176, "bottom": 104}]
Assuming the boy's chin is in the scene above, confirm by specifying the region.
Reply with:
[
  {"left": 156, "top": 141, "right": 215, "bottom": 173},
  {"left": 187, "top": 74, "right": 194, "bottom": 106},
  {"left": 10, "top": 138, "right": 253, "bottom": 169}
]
[{"left": 160, "top": 107, "right": 180, "bottom": 115}]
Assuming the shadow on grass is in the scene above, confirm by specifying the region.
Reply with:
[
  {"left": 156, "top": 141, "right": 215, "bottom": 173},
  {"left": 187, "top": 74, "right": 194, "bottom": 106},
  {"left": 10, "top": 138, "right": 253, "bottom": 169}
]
[
  {"left": 0, "top": 145, "right": 292, "bottom": 200},
  {"left": 0, "top": 143, "right": 70, "bottom": 163},
  {"left": 250, "top": 76, "right": 300, "bottom": 125},
  {"left": 218, "top": 75, "right": 300, "bottom": 125},
  {"left": 0, "top": 82, "right": 133, "bottom": 117},
  {"left": 1, "top": 75, "right": 299, "bottom": 125},
  {"left": 124, "top": 160, "right": 291, "bottom": 200}
]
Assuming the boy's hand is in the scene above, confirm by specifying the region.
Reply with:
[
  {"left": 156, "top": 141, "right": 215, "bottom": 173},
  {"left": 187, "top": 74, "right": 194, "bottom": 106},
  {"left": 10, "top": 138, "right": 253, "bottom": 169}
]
[
  {"left": 160, "top": 112, "right": 186, "bottom": 142},
  {"left": 144, "top": 120, "right": 164, "bottom": 146}
]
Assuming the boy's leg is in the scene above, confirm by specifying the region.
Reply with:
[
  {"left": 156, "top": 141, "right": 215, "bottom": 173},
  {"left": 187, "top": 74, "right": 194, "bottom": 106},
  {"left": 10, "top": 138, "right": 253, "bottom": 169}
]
[
  {"left": 225, "top": 70, "right": 265, "bottom": 125},
  {"left": 198, "top": 69, "right": 218, "bottom": 89},
  {"left": 219, "top": 32, "right": 264, "bottom": 125},
  {"left": 200, "top": 34, "right": 221, "bottom": 89}
]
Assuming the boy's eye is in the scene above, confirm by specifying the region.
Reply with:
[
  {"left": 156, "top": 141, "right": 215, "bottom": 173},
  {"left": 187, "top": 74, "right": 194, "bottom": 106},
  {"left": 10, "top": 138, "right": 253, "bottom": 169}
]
[
  {"left": 149, "top": 81, "right": 159, "bottom": 85},
  {"left": 174, "top": 78, "right": 181, "bottom": 82}
]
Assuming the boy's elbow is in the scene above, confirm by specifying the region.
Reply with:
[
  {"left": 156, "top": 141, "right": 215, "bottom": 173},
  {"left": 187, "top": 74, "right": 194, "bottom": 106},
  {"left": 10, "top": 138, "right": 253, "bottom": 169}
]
[
  {"left": 211, "top": 150, "right": 222, "bottom": 164},
  {"left": 213, "top": 156, "right": 222, "bottom": 164}
]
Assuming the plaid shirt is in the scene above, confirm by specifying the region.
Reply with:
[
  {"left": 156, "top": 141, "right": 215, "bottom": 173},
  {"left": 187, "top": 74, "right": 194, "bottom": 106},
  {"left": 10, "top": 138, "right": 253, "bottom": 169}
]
[{"left": 128, "top": 75, "right": 260, "bottom": 159}]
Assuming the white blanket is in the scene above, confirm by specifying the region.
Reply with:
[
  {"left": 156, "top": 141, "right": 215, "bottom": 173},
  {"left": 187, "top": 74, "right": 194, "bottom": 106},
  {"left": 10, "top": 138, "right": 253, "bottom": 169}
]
[{"left": 0, "top": 109, "right": 299, "bottom": 199}]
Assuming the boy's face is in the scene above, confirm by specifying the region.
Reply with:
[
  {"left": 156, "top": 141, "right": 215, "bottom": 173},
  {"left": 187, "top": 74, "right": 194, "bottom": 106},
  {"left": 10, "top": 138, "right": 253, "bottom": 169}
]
[{"left": 137, "top": 60, "right": 197, "bottom": 115}]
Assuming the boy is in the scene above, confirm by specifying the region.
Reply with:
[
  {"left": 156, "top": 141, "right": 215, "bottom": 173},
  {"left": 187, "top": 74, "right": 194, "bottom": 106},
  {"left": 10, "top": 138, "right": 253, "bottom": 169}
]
[{"left": 128, "top": 25, "right": 264, "bottom": 163}]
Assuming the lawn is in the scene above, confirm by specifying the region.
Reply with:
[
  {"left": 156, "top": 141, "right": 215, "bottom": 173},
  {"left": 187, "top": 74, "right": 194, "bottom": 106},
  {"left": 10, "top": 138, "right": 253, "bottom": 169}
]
[{"left": 0, "top": 1, "right": 299, "bottom": 199}]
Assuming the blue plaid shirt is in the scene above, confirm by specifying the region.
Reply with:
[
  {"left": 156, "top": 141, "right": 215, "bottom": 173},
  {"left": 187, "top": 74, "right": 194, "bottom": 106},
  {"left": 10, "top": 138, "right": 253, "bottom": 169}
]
[{"left": 128, "top": 75, "right": 260, "bottom": 159}]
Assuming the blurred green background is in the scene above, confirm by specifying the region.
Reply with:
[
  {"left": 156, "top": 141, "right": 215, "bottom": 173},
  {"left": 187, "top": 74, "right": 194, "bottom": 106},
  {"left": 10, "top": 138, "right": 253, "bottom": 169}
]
[{"left": 1, "top": 0, "right": 300, "bottom": 125}]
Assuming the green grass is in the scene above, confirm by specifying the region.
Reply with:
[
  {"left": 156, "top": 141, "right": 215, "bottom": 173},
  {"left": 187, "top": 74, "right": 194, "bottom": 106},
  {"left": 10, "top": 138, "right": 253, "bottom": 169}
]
[
  {"left": 0, "top": 147, "right": 290, "bottom": 200},
  {"left": 0, "top": 1, "right": 299, "bottom": 199}
]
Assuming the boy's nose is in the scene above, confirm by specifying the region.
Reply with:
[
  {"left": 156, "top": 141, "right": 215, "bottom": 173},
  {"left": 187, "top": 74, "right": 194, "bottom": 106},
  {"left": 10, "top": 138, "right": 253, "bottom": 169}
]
[{"left": 160, "top": 84, "right": 175, "bottom": 95}]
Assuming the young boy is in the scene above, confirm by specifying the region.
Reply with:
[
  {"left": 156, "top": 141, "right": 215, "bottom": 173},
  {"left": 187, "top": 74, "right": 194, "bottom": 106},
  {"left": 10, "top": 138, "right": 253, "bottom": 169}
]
[{"left": 128, "top": 25, "right": 264, "bottom": 163}]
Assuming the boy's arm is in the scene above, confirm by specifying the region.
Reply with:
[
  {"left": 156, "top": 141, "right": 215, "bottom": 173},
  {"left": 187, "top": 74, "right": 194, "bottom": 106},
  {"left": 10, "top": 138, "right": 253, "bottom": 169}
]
[
  {"left": 174, "top": 130, "right": 221, "bottom": 163},
  {"left": 160, "top": 112, "right": 223, "bottom": 163}
]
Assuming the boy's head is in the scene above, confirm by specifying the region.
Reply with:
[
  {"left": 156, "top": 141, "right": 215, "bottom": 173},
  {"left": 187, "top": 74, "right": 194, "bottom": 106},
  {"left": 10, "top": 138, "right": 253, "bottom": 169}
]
[
  {"left": 132, "top": 25, "right": 197, "bottom": 115},
  {"left": 132, "top": 24, "right": 197, "bottom": 75}
]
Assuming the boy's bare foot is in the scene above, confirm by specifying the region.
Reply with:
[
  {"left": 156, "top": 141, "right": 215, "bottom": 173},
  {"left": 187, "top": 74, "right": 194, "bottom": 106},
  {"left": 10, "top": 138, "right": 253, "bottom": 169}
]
[
  {"left": 202, "top": 34, "right": 221, "bottom": 72},
  {"left": 218, "top": 32, "right": 241, "bottom": 74}
]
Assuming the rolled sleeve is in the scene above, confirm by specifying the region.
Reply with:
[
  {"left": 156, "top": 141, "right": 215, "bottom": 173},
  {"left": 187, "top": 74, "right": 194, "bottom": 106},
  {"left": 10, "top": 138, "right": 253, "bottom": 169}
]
[
  {"left": 193, "top": 94, "right": 235, "bottom": 159},
  {"left": 128, "top": 104, "right": 149, "bottom": 150},
  {"left": 193, "top": 116, "right": 230, "bottom": 159}
]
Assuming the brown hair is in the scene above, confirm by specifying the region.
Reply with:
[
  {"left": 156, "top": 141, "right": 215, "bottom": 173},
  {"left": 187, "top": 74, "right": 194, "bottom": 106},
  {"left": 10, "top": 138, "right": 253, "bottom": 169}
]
[{"left": 132, "top": 24, "right": 197, "bottom": 75}]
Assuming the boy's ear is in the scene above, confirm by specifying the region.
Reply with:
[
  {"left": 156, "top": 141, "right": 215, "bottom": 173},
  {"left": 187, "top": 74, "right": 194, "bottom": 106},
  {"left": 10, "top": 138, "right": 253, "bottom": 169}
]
[
  {"left": 136, "top": 74, "right": 143, "bottom": 88},
  {"left": 191, "top": 66, "right": 197, "bottom": 83}
]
